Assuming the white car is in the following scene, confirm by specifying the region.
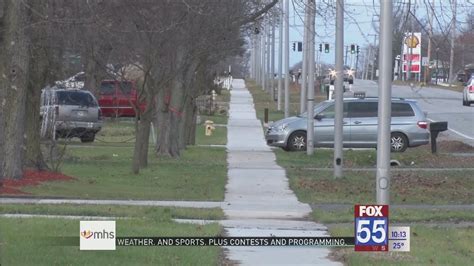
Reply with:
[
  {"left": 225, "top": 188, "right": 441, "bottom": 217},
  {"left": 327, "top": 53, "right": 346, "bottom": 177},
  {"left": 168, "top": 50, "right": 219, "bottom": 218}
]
[{"left": 463, "top": 75, "right": 474, "bottom": 106}]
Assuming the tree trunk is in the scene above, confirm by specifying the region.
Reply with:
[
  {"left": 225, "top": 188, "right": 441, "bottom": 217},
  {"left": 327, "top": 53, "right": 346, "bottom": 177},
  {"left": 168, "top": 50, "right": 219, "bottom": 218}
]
[
  {"left": 25, "top": 75, "right": 48, "bottom": 170},
  {"left": 155, "top": 88, "right": 172, "bottom": 157},
  {"left": 132, "top": 112, "right": 152, "bottom": 174},
  {"left": 183, "top": 94, "right": 196, "bottom": 147},
  {"left": 3, "top": 0, "right": 30, "bottom": 179},
  {"left": 0, "top": 1, "right": 7, "bottom": 181}
]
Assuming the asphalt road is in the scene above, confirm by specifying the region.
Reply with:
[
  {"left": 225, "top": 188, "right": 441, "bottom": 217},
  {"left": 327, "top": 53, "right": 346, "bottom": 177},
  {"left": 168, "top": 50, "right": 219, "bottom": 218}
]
[{"left": 349, "top": 79, "right": 474, "bottom": 147}]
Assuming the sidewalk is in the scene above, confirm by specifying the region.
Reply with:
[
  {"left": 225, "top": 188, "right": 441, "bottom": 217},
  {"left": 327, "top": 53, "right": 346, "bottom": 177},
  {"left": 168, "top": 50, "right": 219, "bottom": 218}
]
[{"left": 221, "top": 79, "right": 340, "bottom": 265}]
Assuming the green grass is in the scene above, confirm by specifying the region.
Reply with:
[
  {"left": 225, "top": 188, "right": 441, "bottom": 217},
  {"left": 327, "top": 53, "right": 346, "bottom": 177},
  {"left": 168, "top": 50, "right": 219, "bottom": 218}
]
[
  {"left": 0, "top": 204, "right": 225, "bottom": 220},
  {"left": 0, "top": 207, "right": 222, "bottom": 265},
  {"left": 329, "top": 225, "right": 474, "bottom": 265},
  {"left": 287, "top": 169, "right": 474, "bottom": 204},
  {"left": 196, "top": 125, "right": 227, "bottom": 146},
  {"left": 312, "top": 207, "right": 474, "bottom": 224},
  {"left": 23, "top": 145, "right": 227, "bottom": 201},
  {"left": 275, "top": 146, "right": 474, "bottom": 169}
]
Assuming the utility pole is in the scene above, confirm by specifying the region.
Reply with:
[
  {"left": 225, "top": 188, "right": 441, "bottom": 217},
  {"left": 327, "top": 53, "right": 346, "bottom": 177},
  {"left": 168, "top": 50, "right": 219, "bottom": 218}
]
[
  {"left": 266, "top": 20, "right": 271, "bottom": 92},
  {"left": 448, "top": 0, "right": 456, "bottom": 87},
  {"left": 261, "top": 27, "right": 266, "bottom": 90},
  {"left": 278, "top": 0, "right": 283, "bottom": 111},
  {"left": 364, "top": 47, "right": 371, "bottom": 80},
  {"left": 334, "top": 0, "right": 344, "bottom": 177},
  {"left": 369, "top": 34, "right": 377, "bottom": 80},
  {"left": 284, "top": 0, "right": 290, "bottom": 117},
  {"left": 425, "top": 0, "right": 434, "bottom": 84},
  {"left": 271, "top": 19, "right": 276, "bottom": 100},
  {"left": 344, "top": 45, "right": 348, "bottom": 66},
  {"left": 306, "top": 0, "right": 315, "bottom": 155},
  {"left": 300, "top": 2, "right": 309, "bottom": 114},
  {"left": 376, "top": 0, "right": 393, "bottom": 205},
  {"left": 255, "top": 32, "right": 262, "bottom": 84}
]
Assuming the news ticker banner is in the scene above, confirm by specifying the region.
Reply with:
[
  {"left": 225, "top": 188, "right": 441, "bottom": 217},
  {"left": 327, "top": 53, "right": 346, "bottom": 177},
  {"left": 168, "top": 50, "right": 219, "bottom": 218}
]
[{"left": 78, "top": 206, "right": 410, "bottom": 252}]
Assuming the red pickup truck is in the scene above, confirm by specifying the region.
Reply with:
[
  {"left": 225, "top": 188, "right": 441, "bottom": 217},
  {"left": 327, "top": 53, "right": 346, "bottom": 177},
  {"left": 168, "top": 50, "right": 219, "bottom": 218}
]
[{"left": 98, "top": 80, "right": 145, "bottom": 117}]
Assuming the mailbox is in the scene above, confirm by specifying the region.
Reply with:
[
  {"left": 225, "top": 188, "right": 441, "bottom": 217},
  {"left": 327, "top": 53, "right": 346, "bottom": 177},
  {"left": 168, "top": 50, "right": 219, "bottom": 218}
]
[{"left": 429, "top": 121, "right": 448, "bottom": 153}]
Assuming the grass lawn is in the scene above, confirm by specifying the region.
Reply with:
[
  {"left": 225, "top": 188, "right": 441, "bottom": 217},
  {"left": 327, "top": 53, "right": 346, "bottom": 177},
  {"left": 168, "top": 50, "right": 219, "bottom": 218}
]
[
  {"left": 24, "top": 144, "right": 227, "bottom": 201},
  {"left": 0, "top": 204, "right": 223, "bottom": 265},
  {"left": 329, "top": 225, "right": 474, "bottom": 265},
  {"left": 0, "top": 204, "right": 225, "bottom": 220}
]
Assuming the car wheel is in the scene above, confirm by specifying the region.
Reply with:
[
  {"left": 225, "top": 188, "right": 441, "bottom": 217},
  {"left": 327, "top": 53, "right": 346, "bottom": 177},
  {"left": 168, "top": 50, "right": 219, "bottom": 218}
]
[
  {"left": 80, "top": 133, "right": 96, "bottom": 143},
  {"left": 287, "top": 131, "right": 307, "bottom": 151},
  {"left": 391, "top": 132, "right": 408, "bottom": 152}
]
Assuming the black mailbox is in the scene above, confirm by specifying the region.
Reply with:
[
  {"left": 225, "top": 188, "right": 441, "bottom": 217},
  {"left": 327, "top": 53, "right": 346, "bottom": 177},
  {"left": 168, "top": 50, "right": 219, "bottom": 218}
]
[{"left": 429, "top": 121, "right": 448, "bottom": 153}]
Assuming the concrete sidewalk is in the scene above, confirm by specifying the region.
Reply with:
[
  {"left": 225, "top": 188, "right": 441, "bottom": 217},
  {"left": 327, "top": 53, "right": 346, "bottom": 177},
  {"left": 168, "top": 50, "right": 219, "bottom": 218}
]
[{"left": 221, "top": 79, "right": 340, "bottom": 265}]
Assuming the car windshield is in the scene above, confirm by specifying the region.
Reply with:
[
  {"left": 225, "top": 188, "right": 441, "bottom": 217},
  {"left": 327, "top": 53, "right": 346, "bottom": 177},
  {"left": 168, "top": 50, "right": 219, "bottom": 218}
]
[
  {"left": 57, "top": 91, "right": 97, "bottom": 107},
  {"left": 298, "top": 101, "right": 330, "bottom": 118}
]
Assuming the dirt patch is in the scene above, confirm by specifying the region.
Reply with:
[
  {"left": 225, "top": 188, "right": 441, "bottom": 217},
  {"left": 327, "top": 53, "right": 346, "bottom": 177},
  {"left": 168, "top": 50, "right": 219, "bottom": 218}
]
[
  {"left": 435, "top": 140, "right": 474, "bottom": 152},
  {"left": 0, "top": 170, "right": 74, "bottom": 195}
]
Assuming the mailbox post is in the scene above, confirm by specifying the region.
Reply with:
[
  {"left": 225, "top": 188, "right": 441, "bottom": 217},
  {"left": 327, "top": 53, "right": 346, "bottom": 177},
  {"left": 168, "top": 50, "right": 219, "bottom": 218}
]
[{"left": 429, "top": 121, "right": 448, "bottom": 153}]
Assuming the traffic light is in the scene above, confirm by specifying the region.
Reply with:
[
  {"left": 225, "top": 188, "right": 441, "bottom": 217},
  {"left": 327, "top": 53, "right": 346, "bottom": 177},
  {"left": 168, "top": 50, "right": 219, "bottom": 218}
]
[
  {"left": 292, "top": 42, "right": 296, "bottom": 51},
  {"left": 319, "top": 44, "right": 322, "bottom": 52},
  {"left": 356, "top": 45, "right": 360, "bottom": 54},
  {"left": 350, "top": 44, "right": 355, "bottom": 54},
  {"left": 297, "top": 42, "right": 302, "bottom": 52},
  {"left": 324, "top": 43, "right": 330, "bottom": 53}
]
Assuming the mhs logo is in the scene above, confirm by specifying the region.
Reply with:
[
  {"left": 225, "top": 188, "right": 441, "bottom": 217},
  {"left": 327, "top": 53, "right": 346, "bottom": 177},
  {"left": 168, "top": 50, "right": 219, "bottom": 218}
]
[
  {"left": 80, "top": 221, "right": 116, "bottom": 250},
  {"left": 80, "top": 229, "right": 115, "bottom": 240}
]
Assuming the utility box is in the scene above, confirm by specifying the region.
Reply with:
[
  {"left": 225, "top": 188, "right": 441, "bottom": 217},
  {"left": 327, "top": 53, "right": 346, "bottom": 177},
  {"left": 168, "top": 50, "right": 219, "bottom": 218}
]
[{"left": 205, "top": 120, "right": 215, "bottom": 136}]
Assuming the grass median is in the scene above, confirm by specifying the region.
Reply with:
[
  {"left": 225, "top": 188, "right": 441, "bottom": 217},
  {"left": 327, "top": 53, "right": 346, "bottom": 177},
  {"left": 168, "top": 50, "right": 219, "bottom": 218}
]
[{"left": 0, "top": 204, "right": 223, "bottom": 265}]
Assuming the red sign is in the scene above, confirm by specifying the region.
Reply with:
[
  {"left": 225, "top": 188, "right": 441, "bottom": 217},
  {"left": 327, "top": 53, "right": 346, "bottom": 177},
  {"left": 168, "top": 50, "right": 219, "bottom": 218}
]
[
  {"left": 403, "top": 54, "right": 420, "bottom": 61},
  {"left": 402, "top": 64, "right": 420, "bottom": 72}
]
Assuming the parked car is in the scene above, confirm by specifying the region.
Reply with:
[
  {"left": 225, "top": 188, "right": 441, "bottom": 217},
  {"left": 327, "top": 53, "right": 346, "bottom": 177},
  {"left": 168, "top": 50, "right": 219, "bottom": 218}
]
[
  {"left": 265, "top": 97, "right": 429, "bottom": 152},
  {"left": 98, "top": 80, "right": 145, "bottom": 117},
  {"left": 40, "top": 89, "right": 103, "bottom": 142},
  {"left": 462, "top": 75, "right": 474, "bottom": 106}
]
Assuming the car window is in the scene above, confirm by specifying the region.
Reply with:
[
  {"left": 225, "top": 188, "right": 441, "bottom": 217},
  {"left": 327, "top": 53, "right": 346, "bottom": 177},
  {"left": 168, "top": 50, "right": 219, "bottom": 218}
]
[
  {"left": 392, "top": 103, "right": 414, "bottom": 117},
  {"left": 57, "top": 91, "right": 97, "bottom": 107},
  {"left": 118, "top": 82, "right": 132, "bottom": 95},
  {"left": 318, "top": 103, "right": 348, "bottom": 119},
  {"left": 100, "top": 83, "right": 116, "bottom": 95},
  {"left": 348, "top": 102, "right": 378, "bottom": 118}
]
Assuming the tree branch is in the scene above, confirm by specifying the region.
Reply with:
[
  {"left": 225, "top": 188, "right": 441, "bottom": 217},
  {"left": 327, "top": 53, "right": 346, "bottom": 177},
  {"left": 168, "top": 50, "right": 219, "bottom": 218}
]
[{"left": 236, "top": 0, "right": 278, "bottom": 26}]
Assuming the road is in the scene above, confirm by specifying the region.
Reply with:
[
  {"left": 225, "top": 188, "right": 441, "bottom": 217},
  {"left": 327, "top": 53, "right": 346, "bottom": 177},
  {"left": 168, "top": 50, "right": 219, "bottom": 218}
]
[{"left": 349, "top": 79, "right": 474, "bottom": 147}]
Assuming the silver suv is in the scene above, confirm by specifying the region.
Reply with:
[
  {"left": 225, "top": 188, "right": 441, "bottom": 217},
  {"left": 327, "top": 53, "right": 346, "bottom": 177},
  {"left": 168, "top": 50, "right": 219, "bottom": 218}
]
[
  {"left": 41, "top": 89, "right": 103, "bottom": 142},
  {"left": 265, "top": 98, "right": 429, "bottom": 152}
]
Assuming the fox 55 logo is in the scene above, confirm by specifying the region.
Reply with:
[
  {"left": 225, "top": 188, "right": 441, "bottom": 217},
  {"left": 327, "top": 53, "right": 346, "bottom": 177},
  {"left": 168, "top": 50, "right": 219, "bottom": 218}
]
[{"left": 354, "top": 205, "right": 388, "bottom": 251}]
